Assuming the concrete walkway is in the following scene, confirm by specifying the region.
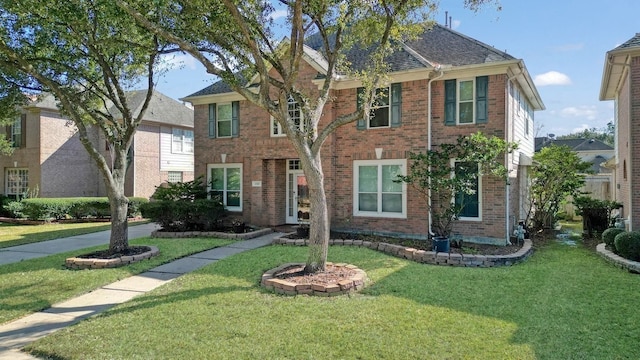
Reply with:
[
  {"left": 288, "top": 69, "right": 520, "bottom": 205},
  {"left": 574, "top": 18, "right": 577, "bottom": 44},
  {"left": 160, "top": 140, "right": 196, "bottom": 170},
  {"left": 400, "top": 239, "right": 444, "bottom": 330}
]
[{"left": 0, "top": 225, "right": 282, "bottom": 359}]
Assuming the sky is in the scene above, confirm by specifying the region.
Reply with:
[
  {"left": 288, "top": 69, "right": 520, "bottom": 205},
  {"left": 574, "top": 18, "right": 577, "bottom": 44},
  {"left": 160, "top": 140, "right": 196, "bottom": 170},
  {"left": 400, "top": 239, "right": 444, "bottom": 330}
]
[{"left": 155, "top": 0, "right": 640, "bottom": 137}]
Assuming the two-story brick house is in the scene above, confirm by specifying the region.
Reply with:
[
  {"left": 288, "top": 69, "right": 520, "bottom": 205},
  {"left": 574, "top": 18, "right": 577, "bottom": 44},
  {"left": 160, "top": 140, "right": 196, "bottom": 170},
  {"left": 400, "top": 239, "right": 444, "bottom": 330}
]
[
  {"left": 2, "top": 90, "right": 194, "bottom": 199},
  {"left": 600, "top": 33, "right": 640, "bottom": 230},
  {"left": 183, "top": 24, "right": 544, "bottom": 244}
]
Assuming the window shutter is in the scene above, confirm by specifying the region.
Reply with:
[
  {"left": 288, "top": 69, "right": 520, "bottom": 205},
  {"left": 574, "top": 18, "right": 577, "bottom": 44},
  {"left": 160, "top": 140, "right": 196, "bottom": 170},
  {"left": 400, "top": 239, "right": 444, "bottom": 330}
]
[
  {"left": 208, "top": 104, "right": 216, "bottom": 138},
  {"left": 390, "top": 83, "right": 402, "bottom": 128},
  {"left": 231, "top": 101, "right": 239, "bottom": 137},
  {"left": 20, "top": 114, "right": 26, "bottom": 148},
  {"left": 356, "top": 87, "right": 365, "bottom": 130},
  {"left": 444, "top": 79, "right": 456, "bottom": 126},
  {"left": 475, "top": 76, "right": 488, "bottom": 124}
]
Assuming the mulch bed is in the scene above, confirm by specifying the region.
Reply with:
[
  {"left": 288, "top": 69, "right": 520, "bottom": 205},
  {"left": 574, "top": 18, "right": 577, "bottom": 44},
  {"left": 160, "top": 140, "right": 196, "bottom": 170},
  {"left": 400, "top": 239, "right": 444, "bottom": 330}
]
[{"left": 273, "top": 263, "right": 358, "bottom": 286}]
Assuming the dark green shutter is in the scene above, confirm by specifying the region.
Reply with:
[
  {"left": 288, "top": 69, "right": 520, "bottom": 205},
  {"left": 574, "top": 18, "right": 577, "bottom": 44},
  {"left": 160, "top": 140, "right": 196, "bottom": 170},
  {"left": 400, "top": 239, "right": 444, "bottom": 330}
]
[
  {"left": 20, "top": 114, "right": 26, "bottom": 148},
  {"left": 475, "top": 76, "right": 488, "bottom": 124},
  {"left": 208, "top": 103, "right": 216, "bottom": 138},
  {"left": 356, "top": 87, "right": 365, "bottom": 130},
  {"left": 231, "top": 101, "right": 239, "bottom": 137},
  {"left": 390, "top": 83, "right": 402, "bottom": 128},
  {"left": 444, "top": 79, "right": 456, "bottom": 126}
]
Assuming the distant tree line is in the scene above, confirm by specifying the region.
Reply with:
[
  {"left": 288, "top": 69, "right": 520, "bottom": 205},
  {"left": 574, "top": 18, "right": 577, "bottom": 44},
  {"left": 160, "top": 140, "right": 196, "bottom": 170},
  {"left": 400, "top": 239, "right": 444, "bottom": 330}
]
[{"left": 556, "top": 121, "right": 614, "bottom": 146}]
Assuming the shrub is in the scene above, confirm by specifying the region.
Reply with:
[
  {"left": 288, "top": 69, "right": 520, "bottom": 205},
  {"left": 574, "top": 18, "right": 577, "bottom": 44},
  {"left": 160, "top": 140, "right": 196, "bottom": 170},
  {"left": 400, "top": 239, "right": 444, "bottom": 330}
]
[
  {"left": 150, "top": 177, "right": 208, "bottom": 201},
  {"left": 614, "top": 231, "right": 640, "bottom": 261},
  {"left": 140, "top": 199, "right": 226, "bottom": 232},
  {"left": 22, "top": 198, "right": 73, "bottom": 220},
  {"left": 16, "top": 197, "right": 149, "bottom": 220},
  {"left": 127, "top": 197, "right": 148, "bottom": 217},
  {"left": 4, "top": 201, "right": 25, "bottom": 219},
  {"left": 602, "top": 228, "right": 625, "bottom": 247}
]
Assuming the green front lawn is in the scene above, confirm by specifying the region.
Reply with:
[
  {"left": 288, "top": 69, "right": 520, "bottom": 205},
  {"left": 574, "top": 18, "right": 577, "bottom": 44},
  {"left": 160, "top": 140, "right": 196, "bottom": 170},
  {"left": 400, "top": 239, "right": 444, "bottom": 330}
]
[
  {"left": 0, "top": 220, "right": 149, "bottom": 249},
  {"left": 26, "top": 242, "right": 640, "bottom": 360},
  {"left": 0, "top": 237, "right": 233, "bottom": 324}
]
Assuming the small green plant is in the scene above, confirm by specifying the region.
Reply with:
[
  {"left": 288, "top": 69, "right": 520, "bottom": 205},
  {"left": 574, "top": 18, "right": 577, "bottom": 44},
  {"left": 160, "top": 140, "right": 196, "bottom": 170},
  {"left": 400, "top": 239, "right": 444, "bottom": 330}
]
[
  {"left": 602, "top": 228, "right": 625, "bottom": 248},
  {"left": 4, "top": 201, "right": 25, "bottom": 219},
  {"left": 614, "top": 231, "right": 640, "bottom": 261}
]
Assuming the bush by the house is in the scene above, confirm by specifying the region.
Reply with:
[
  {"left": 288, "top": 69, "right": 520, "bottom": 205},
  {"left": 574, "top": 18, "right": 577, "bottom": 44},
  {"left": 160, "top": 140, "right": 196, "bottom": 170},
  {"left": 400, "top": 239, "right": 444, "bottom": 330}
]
[
  {"left": 140, "top": 199, "right": 225, "bottom": 231},
  {"left": 142, "top": 177, "right": 226, "bottom": 231},
  {"left": 614, "top": 231, "right": 640, "bottom": 261},
  {"left": 13, "top": 197, "right": 148, "bottom": 221},
  {"left": 3, "top": 201, "right": 25, "bottom": 219},
  {"left": 602, "top": 228, "right": 625, "bottom": 248}
]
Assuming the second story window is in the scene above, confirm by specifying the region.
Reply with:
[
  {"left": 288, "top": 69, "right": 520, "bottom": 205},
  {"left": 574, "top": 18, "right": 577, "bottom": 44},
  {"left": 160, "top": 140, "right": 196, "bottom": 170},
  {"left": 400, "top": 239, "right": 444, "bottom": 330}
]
[
  {"left": 208, "top": 102, "right": 239, "bottom": 138},
  {"left": 7, "top": 115, "right": 25, "bottom": 148},
  {"left": 172, "top": 128, "right": 194, "bottom": 154},
  {"left": 445, "top": 76, "right": 488, "bottom": 126},
  {"left": 271, "top": 96, "right": 304, "bottom": 137},
  {"left": 356, "top": 83, "right": 402, "bottom": 130}
]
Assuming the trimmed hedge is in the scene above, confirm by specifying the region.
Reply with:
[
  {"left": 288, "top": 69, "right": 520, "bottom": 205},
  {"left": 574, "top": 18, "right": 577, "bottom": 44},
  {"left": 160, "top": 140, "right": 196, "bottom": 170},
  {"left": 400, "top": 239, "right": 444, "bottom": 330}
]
[
  {"left": 614, "top": 231, "right": 640, "bottom": 261},
  {"left": 602, "top": 228, "right": 625, "bottom": 248},
  {"left": 18, "top": 197, "right": 148, "bottom": 220},
  {"left": 140, "top": 199, "right": 226, "bottom": 232}
]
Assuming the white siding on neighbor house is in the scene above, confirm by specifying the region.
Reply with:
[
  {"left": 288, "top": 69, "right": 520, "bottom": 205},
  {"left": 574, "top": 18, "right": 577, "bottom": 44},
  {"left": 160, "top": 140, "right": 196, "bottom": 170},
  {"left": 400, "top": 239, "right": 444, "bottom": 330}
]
[{"left": 159, "top": 126, "right": 194, "bottom": 171}]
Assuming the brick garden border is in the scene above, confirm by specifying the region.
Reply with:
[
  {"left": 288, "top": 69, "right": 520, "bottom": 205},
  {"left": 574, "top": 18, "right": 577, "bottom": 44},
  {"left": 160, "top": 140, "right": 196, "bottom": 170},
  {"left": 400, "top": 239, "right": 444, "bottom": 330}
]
[
  {"left": 273, "top": 236, "right": 533, "bottom": 267},
  {"left": 65, "top": 246, "right": 160, "bottom": 270},
  {"left": 261, "top": 262, "right": 367, "bottom": 296},
  {"left": 596, "top": 243, "right": 640, "bottom": 273},
  {"left": 151, "top": 227, "right": 272, "bottom": 240}
]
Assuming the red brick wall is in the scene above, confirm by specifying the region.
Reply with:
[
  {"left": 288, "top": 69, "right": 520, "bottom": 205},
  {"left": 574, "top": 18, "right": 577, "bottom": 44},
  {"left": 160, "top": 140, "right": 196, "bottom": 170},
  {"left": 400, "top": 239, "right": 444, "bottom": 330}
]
[
  {"left": 617, "top": 71, "right": 631, "bottom": 226},
  {"left": 629, "top": 56, "right": 640, "bottom": 230}
]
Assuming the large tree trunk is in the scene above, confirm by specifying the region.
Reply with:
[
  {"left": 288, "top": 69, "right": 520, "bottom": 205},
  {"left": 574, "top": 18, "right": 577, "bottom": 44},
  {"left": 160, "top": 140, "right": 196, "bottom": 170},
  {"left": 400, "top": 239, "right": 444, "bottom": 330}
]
[
  {"left": 106, "top": 148, "right": 130, "bottom": 254},
  {"left": 303, "top": 155, "right": 330, "bottom": 273}
]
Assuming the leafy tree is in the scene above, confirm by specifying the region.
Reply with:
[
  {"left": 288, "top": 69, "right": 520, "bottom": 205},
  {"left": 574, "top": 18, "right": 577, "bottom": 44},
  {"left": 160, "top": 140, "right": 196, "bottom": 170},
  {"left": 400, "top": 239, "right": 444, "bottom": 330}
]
[
  {"left": 525, "top": 145, "right": 592, "bottom": 232},
  {"left": 118, "top": 0, "right": 497, "bottom": 272},
  {"left": 398, "top": 132, "right": 516, "bottom": 239},
  {"left": 0, "top": 0, "right": 164, "bottom": 254},
  {"left": 556, "top": 122, "right": 614, "bottom": 146}
]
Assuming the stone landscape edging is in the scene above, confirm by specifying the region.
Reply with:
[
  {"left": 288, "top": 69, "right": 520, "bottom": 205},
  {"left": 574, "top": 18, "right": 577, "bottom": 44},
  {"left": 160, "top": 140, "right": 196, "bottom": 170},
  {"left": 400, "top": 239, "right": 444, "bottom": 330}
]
[
  {"left": 65, "top": 245, "right": 160, "bottom": 270},
  {"left": 151, "top": 227, "right": 272, "bottom": 239},
  {"left": 596, "top": 243, "right": 640, "bottom": 273},
  {"left": 273, "top": 235, "right": 533, "bottom": 267},
  {"left": 261, "top": 262, "right": 367, "bottom": 296}
]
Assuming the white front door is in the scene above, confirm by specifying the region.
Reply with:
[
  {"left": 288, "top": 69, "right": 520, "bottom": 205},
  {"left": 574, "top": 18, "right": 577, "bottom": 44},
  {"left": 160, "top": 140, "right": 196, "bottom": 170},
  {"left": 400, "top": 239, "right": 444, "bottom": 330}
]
[{"left": 286, "top": 161, "right": 310, "bottom": 224}]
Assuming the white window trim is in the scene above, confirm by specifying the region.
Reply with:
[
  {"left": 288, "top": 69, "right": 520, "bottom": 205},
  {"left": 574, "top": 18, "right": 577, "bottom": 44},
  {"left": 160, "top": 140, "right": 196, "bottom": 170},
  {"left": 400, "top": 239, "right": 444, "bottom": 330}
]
[
  {"left": 207, "top": 163, "right": 243, "bottom": 212},
  {"left": 217, "top": 103, "right": 233, "bottom": 138},
  {"left": 452, "top": 160, "right": 482, "bottom": 221},
  {"left": 368, "top": 86, "right": 391, "bottom": 129},
  {"left": 271, "top": 96, "right": 304, "bottom": 137},
  {"left": 456, "top": 78, "right": 476, "bottom": 125},
  {"left": 172, "top": 128, "right": 194, "bottom": 154},
  {"left": 353, "top": 159, "right": 407, "bottom": 218},
  {"left": 5, "top": 168, "right": 28, "bottom": 196}
]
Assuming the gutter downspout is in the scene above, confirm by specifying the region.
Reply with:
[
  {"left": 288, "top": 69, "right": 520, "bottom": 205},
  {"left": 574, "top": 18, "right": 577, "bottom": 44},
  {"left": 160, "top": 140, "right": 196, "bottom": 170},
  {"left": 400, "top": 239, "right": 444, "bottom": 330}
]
[
  {"left": 506, "top": 65, "right": 522, "bottom": 245},
  {"left": 427, "top": 65, "right": 445, "bottom": 236}
]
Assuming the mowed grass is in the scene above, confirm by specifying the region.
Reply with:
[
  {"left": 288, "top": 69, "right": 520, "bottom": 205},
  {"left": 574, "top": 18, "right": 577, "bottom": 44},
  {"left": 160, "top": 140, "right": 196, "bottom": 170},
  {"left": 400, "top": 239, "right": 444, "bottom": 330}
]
[
  {"left": 27, "top": 242, "right": 640, "bottom": 360},
  {"left": 0, "top": 220, "right": 149, "bottom": 249},
  {"left": 0, "top": 237, "right": 233, "bottom": 324}
]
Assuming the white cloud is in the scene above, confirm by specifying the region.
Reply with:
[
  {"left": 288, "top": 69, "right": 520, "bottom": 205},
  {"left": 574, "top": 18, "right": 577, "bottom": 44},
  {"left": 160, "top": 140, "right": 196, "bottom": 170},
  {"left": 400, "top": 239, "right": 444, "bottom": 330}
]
[
  {"left": 560, "top": 105, "right": 598, "bottom": 120},
  {"left": 534, "top": 71, "right": 572, "bottom": 86},
  {"left": 571, "top": 124, "right": 592, "bottom": 133},
  {"left": 451, "top": 19, "right": 461, "bottom": 29},
  {"left": 270, "top": 9, "right": 288, "bottom": 20},
  {"left": 158, "top": 53, "right": 198, "bottom": 71}
]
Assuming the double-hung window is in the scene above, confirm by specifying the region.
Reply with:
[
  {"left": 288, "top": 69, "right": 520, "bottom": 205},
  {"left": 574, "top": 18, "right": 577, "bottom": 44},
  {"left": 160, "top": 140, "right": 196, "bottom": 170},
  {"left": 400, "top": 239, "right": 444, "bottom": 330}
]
[
  {"left": 454, "top": 161, "right": 481, "bottom": 219},
  {"left": 356, "top": 83, "right": 402, "bottom": 129},
  {"left": 172, "top": 128, "right": 194, "bottom": 153},
  {"left": 353, "top": 159, "right": 406, "bottom": 218},
  {"left": 5, "top": 168, "right": 28, "bottom": 197},
  {"left": 271, "top": 96, "right": 304, "bottom": 137},
  {"left": 444, "top": 76, "right": 488, "bottom": 125},
  {"left": 6, "top": 115, "right": 25, "bottom": 148},
  {"left": 208, "top": 102, "right": 239, "bottom": 138},
  {"left": 208, "top": 164, "right": 242, "bottom": 211}
]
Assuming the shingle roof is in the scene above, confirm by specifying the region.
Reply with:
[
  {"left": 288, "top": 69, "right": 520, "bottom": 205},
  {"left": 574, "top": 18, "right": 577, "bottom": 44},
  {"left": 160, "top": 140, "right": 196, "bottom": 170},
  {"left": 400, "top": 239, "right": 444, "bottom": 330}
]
[
  {"left": 613, "top": 33, "right": 640, "bottom": 51},
  {"left": 185, "top": 24, "right": 516, "bottom": 98},
  {"left": 535, "top": 137, "right": 614, "bottom": 152},
  {"left": 31, "top": 90, "right": 193, "bottom": 128}
]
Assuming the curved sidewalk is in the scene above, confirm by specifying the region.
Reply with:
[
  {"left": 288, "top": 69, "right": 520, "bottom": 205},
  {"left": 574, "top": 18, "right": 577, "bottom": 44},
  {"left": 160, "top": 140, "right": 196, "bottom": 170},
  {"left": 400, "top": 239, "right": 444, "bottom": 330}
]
[{"left": 0, "top": 225, "right": 282, "bottom": 359}]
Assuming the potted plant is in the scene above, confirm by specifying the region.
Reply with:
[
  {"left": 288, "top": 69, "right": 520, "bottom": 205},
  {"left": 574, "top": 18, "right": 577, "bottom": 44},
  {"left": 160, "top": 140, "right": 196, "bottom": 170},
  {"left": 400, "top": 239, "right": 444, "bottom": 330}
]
[{"left": 397, "top": 132, "right": 515, "bottom": 252}]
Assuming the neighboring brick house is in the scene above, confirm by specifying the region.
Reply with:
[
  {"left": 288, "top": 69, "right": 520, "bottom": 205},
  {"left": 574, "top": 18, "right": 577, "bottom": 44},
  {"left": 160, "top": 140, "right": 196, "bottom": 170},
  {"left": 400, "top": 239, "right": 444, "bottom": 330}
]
[
  {"left": 600, "top": 33, "right": 640, "bottom": 230},
  {"left": 183, "top": 24, "right": 544, "bottom": 244},
  {"left": 1, "top": 90, "right": 194, "bottom": 199}
]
